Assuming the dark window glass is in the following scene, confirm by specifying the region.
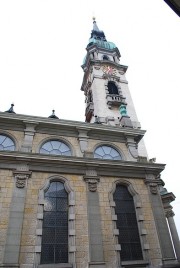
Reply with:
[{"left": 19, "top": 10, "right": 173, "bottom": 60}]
[
  {"left": 41, "top": 181, "right": 68, "bottom": 264},
  {"left": 113, "top": 185, "right": 143, "bottom": 261},
  {"left": 103, "top": 55, "right": 109, "bottom": 60},
  {"left": 108, "top": 81, "right": 119, "bottom": 95},
  {"left": 40, "top": 140, "right": 71, "bottom": 156},
  {"left": 94, "top": 145, "right": 122, "bottom": 160},
  {"left": 0, "top": 135, "right": 15, "bottom": 151}
]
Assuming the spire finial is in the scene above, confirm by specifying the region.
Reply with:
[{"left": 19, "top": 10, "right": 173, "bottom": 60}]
[
  {"left": 92, "top": 16, "right": 100, "bottom": 32},
  {"left": 48, "top": 109, "right": 59, "bottom": 119},
  {"left": 5, "top": 103, "right": 16, "bottom": 114}
]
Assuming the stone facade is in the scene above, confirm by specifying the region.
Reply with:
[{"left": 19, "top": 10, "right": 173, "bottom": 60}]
[{"left": 0, "top": 114, "right": 179, "bottom": 268}]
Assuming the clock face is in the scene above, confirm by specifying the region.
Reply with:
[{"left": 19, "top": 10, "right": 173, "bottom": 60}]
[{"left": 102, "top": 65, "right": 116, "bottom": 75}]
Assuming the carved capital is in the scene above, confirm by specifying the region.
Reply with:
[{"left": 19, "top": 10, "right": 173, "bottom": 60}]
[
  {"left": 13, "top": 171, "right": 32, "bottom": 188},
  {"left": 145, "top": 178, "right": 159, "bottom": 194},
  {"left": 83, "top": 170, "right": 100, "bottom": 192},
  {"left": 145, "top": 175, "right": 166, "bottom": 195},
  {"left": 149, "top": 183, "right": 158, "bottom": 194}
]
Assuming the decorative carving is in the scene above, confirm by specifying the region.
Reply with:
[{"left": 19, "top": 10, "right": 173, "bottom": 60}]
[
  {"left": 84, "top": 170, "right": 100, "bottom": 192},
  {"left": 149, "top": 183, "right": 158, "bottom": 194},
  {"left": 87, "top": 179, "right": 99, "bottom": 192},
  {"left": 13, "top": 170, "right": 32, "bottom": 188},
  {"left": 15, "top": 174, "right": 28, "bottom": 188},
  {"left": 166, "top": 209, "right": 175, "bottom": 218}
]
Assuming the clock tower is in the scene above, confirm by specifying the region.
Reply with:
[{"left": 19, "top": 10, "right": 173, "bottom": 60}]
[{"left": 81, "top": 18, "right": 139, "bottom": 129}]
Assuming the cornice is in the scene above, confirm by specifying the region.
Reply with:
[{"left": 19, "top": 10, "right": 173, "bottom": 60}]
[
  {"left": 0, "top": 151, "right": 165, "bottom": 178},
  {"left": 0, "top": 112, "right": 146, "bottom": 143}
]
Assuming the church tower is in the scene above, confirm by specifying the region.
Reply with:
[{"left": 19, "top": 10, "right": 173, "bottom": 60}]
[
  {"left": 81, "top": 18, "right": 138, "bottom": 129},
  {"left": 81, "top": 18, "right": 148, "bottom": 159}
]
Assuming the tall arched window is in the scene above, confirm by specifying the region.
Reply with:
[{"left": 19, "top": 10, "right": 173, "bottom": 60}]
[
  {"left": 108, "top": 81, "right": 119, "bottom": 95},
  {"left": 41, "top": 181, "right": 68, "bottom": 264},
  {"left": 113, "top": 185, "right": 143, "bottom": 261}
]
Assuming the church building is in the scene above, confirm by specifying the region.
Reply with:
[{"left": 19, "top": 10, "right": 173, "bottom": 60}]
[{"left": 0, "top": 19, "right": 179, "bottom": 268}]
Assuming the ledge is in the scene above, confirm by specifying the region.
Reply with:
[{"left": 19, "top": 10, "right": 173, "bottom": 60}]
[
  {"left": 38, "top": 264, "right": 72, "bottom": 268},
  {"left": 121, "top": 260, "right": 149, "bottom": 267},
  {"left": 0, "top": 112, "right": 145, "bottom": 143},
  {"left": 0, "top": 151, "right": 165, "bottom": 178}
]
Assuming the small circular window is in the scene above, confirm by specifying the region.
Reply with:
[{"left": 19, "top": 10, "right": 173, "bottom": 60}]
[
  {"left": 0, "top": 134, "right": 15, "bottom": 151},
  {"left": 94, "top": 145, "right": 122, "bottom": 160},
  {"left": 40, "top": 140, "right": 72, "bottom": 156}
]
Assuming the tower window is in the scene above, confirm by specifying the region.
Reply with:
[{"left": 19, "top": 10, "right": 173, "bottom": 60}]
[
  {"left": 113, "top": 185, "right": 143, "bottom": 261},
  {"left": 41, "top": 181, "right": 68, "bottom": 264},
  {"left": 103, "top": 55, "right": 109, "bottom": 60},
  {"left": 40, "top": 140, "right": 72, "bottom": 156},
  {"left": 107, "top": 82, "right": 119, "bottom": 95},
  {"left": 94, "top": 145, "right": 122, "bottom": 160},
  {"left": 0, "top": 134, "right": 15, "bottom": 151}
]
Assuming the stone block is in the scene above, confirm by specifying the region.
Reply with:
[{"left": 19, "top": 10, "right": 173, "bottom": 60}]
[
  {"left": 113, "top": 229, "right": 119, "bottom": 235},
  {"left": 90, "top": 234, "right": 103, "bottom": 245},
  {"left": 89, "top": 263, "right": 106, "bottom": 268},
  {"left": 112, "top": 215, "right": 117, "bottom": 221},
  {"left": 36, "top": 229, "right": 42, "bottom": 236},
  {"left": 90, "top": 245, "right": 104, "bottom": 262},
  {"left": 69, "top": 229, "right": 75, "bottom": 236}
]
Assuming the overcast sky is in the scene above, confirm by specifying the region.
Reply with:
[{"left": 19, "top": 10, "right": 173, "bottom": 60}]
[{"left": 0, "top": 1, "right": 180, "bottom": 235}]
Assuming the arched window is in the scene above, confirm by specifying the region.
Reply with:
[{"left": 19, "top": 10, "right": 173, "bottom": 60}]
[
  {"left": 103, "top": 55, "right": 109, "bottom": 60},
  {"left": 94, "top": 145, "right": 122, "bottom": 160},
  {"left": 113, "top": 185, "right": 143, "bottom": 261},
  {"left": 108, "top": 81, "right": 119, "bottom": 95},
  {"left": 40, "top": 140, "right": 72, "bottom": 156},
  {"left": 0, "top": 134, "right": 15, "bottom": 151},
  {"left": 41, "top": 181, "right": 68, "bottom": 264}
]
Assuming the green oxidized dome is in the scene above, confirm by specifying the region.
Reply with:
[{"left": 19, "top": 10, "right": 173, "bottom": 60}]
[
  {"left": 82, "top": 19, "right": 118, "bottom": 65},
  {"left": 87, "top": 37, "right": 117, "bottom": 50}
]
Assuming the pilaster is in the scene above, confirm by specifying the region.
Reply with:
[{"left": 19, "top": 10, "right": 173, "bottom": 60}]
[
  {"left": 3, "top": 165, "right": 31, "bottom": 266},
  {"left": 21, "top": 121, "right": 38, "bottom": 152},
  {"left": 145, "top": 175, "right": 176, "bottom": 265},
  {"left": 161, "top": 190, "right": 180, "bottom": 263},
  {"left": 84, "top": 170, "right": 106, "bottom": 268}
]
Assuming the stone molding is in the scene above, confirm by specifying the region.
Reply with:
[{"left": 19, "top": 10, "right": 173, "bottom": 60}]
[
  {"left": 126, "top": 136, "right": 138, "bottom": 159},
  {"left": 0, "top": 111, "right": 145, "bottom": 144},
  {"left": 13, "top": 170, "right": 32, "bottom": 188},
  {"left": 0, "top": 151, "right": 165, "bottom": 179}
]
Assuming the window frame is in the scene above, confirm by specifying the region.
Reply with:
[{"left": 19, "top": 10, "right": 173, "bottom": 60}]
[
  {"left": 0, "top": 133, "right": 16, "bottom": 151},
  {"left": 94, "top": 144, "right": 123, "bottom": 161},
  {"left": 38, "top": 138, "right": 73, "bottom": 157},
  {"left": 107, "top": 81, "right": 119, "bottom": 95},
  {"left": 109, "top": 179, "right": 150, "bottom": 267},
  {"left": 36, "top": 176, "right": 76, "bottom": 268},
  {"left": 41, "top": 181, "right": 69, "bottom": 264}
]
